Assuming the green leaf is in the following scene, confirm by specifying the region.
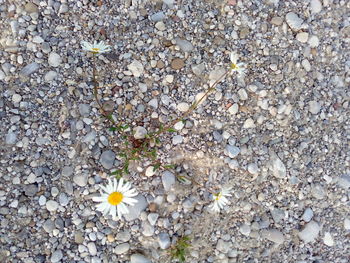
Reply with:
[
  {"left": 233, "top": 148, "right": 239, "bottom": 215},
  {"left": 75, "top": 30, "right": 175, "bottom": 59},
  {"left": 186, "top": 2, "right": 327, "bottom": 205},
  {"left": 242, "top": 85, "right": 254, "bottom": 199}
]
[
  {"left": 164, "top": 164, "right": 175, "bottom": 169},
  {"left": 167, "top": 128, "right": 177, "bottom": 133},
  {"left": 121, "top": 124, "right": 129, "bottom": 130},
  {"left": 109, "top": 127, "right": 117, "bottom": 132},
  {"left": 153, "top": 163, "right": 161, "bottom": 172},
  {"left": 155, "top": 137, "right": 160, "bottom": 144}
]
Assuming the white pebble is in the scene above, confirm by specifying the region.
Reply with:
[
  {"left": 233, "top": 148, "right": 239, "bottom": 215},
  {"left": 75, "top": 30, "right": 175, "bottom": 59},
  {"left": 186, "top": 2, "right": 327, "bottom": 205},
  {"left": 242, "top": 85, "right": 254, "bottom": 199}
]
[
  {"left": 46, "top": 200, "right": 59, "bottom": 212},
  {"left": 12, "top": 94, "right": 22, "bottom": 103},
  {"left": 296, "top": 32, "right": 309, "bottom": 43},
  {"left": 177, "top": 102, "right": 190, "bottom": 112},
  {"left": 308, "top": 35, "right": 319, "bottom": 48},
  {"left": 48, "top": 52, "right": 62, "bottom": 67},
  {"left": 145, "top": 166, "right": 155, "bottom": 177},
  {"left": 243, "top": 118, "right": 255, "bottom": 128},
  {"left": 323, "top": 232, "right": 334, "bottom": 246},
  {"left": 228, "top": 104, "right": 239, "bottom": 115},
  {"left": 302, "top": 59, "right": 311, "bottom": 72},
  {"left": 310, "top": 0, "right": 322, "bottom": 14}
]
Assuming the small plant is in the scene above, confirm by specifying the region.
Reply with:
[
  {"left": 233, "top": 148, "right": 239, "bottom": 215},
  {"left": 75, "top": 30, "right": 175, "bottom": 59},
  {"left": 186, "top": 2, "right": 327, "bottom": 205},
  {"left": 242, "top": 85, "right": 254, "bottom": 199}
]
[{"left": 169, "top": 236, "right": 191, "bottom": 263}]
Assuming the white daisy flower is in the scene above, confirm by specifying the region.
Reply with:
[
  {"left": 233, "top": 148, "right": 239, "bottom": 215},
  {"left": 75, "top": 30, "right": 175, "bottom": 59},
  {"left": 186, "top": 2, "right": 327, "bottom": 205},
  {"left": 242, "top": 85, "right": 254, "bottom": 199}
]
[
  {"left": 92, "top": 178, "right": 138, "bottom": 220},
  {"left": 81, "top": 40, "right": 111, "bottom": 54},
  {"left": 229, "top": 52, "right": 245, "bottom": 76},
  {"left": 209, "top": 187, "right": 232, "bottom": 212}
]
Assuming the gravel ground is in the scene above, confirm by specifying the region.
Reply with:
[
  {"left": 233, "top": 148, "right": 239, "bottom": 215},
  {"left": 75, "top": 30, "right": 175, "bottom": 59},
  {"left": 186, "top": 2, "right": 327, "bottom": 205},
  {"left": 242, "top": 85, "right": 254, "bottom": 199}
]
[{"left": 1, "top": 0, "right": 350, "bottom": 263}]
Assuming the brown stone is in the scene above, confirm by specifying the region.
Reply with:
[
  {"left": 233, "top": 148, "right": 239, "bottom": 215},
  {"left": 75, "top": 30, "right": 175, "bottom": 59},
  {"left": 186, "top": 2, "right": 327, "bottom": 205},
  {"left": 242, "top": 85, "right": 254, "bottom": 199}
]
[
  {"left": 156, "top": 60, "right": 165, "bottom": 69},
  {"left": 171, "top": 58, "right": 185, "bottom": 70},
  {"left": 148, "top": 202, "right": 157, "bottom": 212},
  {"left": 24, "top": 3, "right": 38, "bottom": 13}
]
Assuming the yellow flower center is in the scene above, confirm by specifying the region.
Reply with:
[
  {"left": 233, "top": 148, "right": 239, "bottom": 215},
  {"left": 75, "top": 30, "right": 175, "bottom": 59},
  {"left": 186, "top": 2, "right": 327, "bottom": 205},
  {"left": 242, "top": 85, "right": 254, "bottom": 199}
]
[
  {"left": 215, "top": 193, "right": 222, "bottom": 201},
  {"left": 230, "top": 63, "right": 238, "bottom": 70},
  {"left": 91, "top": 48, "right": 100, "bottom": 53},
  {"left": 108, "top": 192, "right": 123, "bottom": 205}
]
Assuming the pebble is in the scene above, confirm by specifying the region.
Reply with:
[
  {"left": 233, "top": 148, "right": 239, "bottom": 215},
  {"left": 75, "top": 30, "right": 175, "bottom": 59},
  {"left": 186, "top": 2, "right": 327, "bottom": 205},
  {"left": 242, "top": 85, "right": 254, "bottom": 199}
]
[
  {"left": 74, "top": 231, "right": 85, "bottom": 244},
  {"left": 38, "top": 195, "right": 46, "bottom": 206},
  {"left": 25, "top": 2, "right": 38, "bottom": 13},
  {"left": 228, "top": 103, "right": 239, "bottom": 115},
  {"left": 150, "top": 11, "right": 165, "bottom": 22},
  {"left": 48, "top": 52, "right": 62, "bottom": 67},
  {"left": 130, "top": 254, "right": 151, "bottom": 263},
  {"left": 162, "top": 171, "right": 175, "bottom": 191},
  {"left": 128, "top": 60, "right": 144, "bottom": 77},
  {"left": 270, "top": 208, "right": 285, "bottom": 223},
  {"left": 133, "top": 126, "right": 147, "bottom": 139},
  {"left": 114, "top": 243, "right": 130, "bottom": 254},
  {"left": 323, "top": 232, "right": 334, "bottom": 246},
  {"left": 0, "top": 69, "right": 5, "bottom": 80},
  {"left": 302, "top": 208, "right": 314, "bottom": 222},
  {"left": 285, "top": 12, "right": 304, "bottom": 31},
  {"left": 24, "top": 184, "right": 38, "bottom": 197},
  {"left": 44, "top": 71, "right": 58, "bottom": 82},
  {"left": 73, "top": 173, "right": 88, "bottom": 187},
  {"left": 174, "top": 121, "right": 184, "bottom": 130},
  {"left": 50, "top": 250, "right": 63, "bottom": 263},
  {"left": 192, "top": 63, "right": 205, "bottom": 76},
  {"left": 238, "top": 88, "right": 248, "bottom": 100},
  {"left": 5, "top": 132, "right": 17, "bottom": 144},
  {"left": 43, "top": 219, "right": 55, "bottom": 233},
  {"left": 310, "top": 0, "right": 322, "bottom": 14},
  {"left": 298, "top": 221, "right": 320, "bottom": 243},
  {"left": 226, "top": 145, "right": 240, "bottom": 159},
  {"left": 148, "top": 98, "right": 158, "bottom": 109},
  {"left": 79, "top": 104, "right": 91, "bottom": 117},
  {"left": 20, "top": 62, "right": 40, "bottom": 76},
  {"left": 175, "top": 38, "right": 194, "bottom": 52},
  {"left": 311, "top": 184, "right": 326, "bottom": 199},
  {"left": 116, "top": 231, "right": 131, "bottom": 242},
  {"left": 87, "top": 242, "right": 97, "bottom": 256},
  {"left": 302, "top": 59, "right": 311, "bottom": 72},
  {"left": 261, "top": 229, "right": 285, "bottom": 244},
  {"left": 344, "top": 218, "right": 350, "bottom": 230},
  {"left": 164, "top": 74, "right": 174, "bottom": 83},
  {"left": 171, "top": 58, "right": 185, "bottom": 70},
  {"left": 148, "top": 213, "right": 159, "bottom": 226},
  {"left": 247, "top": 163, "right": 259, "bottom": 175},
  {"left": 124, "top": 195, "right": 148, "bottom": 221},
  {"left": 177, "top": 102, "right": 190, "bottom": 112},
  {"left": 172, "top": 135, "right": 183, "bottom": 145},
  {"left": 99, "top": 150, "right": 116, "bottom": 170},
  {"left": 243, "top": 118, "right": 255, "bottom": 128},
  {"left": 62, "top": 166, "right": 73, "bottom": 177},
  {"left": 271, "top": 16, "right": 283, "bottom": 26},
  {"left": 308, "top": 101, "right": 321, "bottom": 114},
  {"left": 32, "top": 36, "right": 44, "bottom": 44},
  {"left": 158, "top": 232, "right": 171, "bottom": 249},
  {"left": 270, "top": 153, "right": 286, "bottom": 178},
  {"left": 145, "top": 166, "right": 155, "bottom": 177},
  {"left": 296, "top": 32, "right": 309, "bottom": 43},
  {"left": 46, "top": 200, "right": 59, "bottom": 212},
  {"left": 239, "top": 224, "right": 251, "bottom": 236},
  {"left": 155, "top": 21, "right": 166, "bottom": 31},
  {"left": 142, "top": 221, "right": 154, "bottom": 237},
  {"left": 216, "top": 239, "right": 230, "bottom": 253},
  {"left": 308, "top": 35, "right": 319, "bottom": 47}
]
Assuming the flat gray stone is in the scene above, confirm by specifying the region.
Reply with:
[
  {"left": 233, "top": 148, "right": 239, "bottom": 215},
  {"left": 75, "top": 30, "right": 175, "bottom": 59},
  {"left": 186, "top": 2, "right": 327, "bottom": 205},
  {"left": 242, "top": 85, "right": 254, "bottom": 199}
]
[
  {"left": 50, "top": 250, "right": 63, "bottom": 263},
  {"left": 261, "top": 229, "right": 285, "bottom": 244},
  {"left": 298, "top": 221, "right": 320, "bottom": 243},
  {"left": 130, "top": 254, "right": 151, "bottom": 263},
  {"left": 158, "top": 232, "right": 171, "bottom": 249},
  {"left": 20, "top": 62, "right": 40, "bottom": 76},
  {"left": 162, "top": 171, "right": 175, "bottom": 191},
  {"left": 124, "top": 195, "right": 148, "bottom": 221},
  {"left": 99, "top": 150, "right": 116, "bottom": 170},
  {"left": 73, "top": 173, "right": 88, "bottom": 187},
  {"left": 114, "top": 243, "right": 130, "bottom": 255}
]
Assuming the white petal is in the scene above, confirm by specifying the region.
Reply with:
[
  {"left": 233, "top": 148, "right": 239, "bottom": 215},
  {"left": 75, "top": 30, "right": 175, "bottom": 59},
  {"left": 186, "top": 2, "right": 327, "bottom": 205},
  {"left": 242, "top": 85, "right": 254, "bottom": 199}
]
[
  {"left": 96, "top": 202, "right": 107, "bottom": 212},
  {"left": 100, "top": 184, "right": 109, "bottom": 194},
  {"left": 110, "top": 205, "right": 117, "bottom": 219},
  {"left": 113, "top": 178, "right": 118, "bottom": 191},
  {"left": 117, "top": 205, "right": 122, "bottom": 219},
  {"left": 124, "top": 188, "right": 138, "bottom": 197},
  {"left": 230, "top": 52, "right": 238, "bottom": 64},
  {"left": 92, "top": 195, "right": 108, "bottom": 202},
  {"left": 117, "top": 178, "right": 124, "bottom": 192},
  {"left": 123, "top": 197, "right": 137, "bottom": 206},
  {"left": 119, "top": 202, "right": 129, "bottom": 214}
]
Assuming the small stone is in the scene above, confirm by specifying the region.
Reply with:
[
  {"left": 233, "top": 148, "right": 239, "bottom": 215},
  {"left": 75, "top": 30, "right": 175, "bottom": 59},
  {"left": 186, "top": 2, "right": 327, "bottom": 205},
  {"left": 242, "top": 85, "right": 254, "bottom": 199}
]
[
  {"left": 239, "top": 224, "right": 251, "bottom": 236},
  {"left": 20, "top": 62, "right": 40, "bottom": 76},
  {"left": 128, "top": 60, "right": 144, "bottom": 77},
  {"left": 24, "top": 184, "right": 38, "bottom": 197},
  {"left": 308, "top": 35, "right": 319, "bottom": 47},
  {"left": 309, "top": 101, "right": 321, "bottom": 114},
  {"left": 216, "top": 239, "right": 230, "bottom": 253},
  {"left": 25, "top": 2, "right": 39, "bottom": 13},
  {"left": 262, "top": 229, "right": 285, "bottom": 244},
  {"left": 99, "top": 150, "right": 116, "bottom": 170},
  {"left": 285, "top": 12, "right": 304, "bottom": 31},
  {"left": 302, "top": 208, "right": 314, "bottom": 222},
  {"left": 323, "top": 232, "right": 334, "bottom": 246},
  {"left": 87, "top": 242, "right": 97, "bottom": 256},
  {"left": 48, "top": 52, "right": 62, "bottom": 67},
  {"left": 158, "top": 232, "right": 171, "bottom": 249},
  {"left": 43, "top": 219, "right": 55, "bottom": 233},
  {"left": 226, "top": 145, "right": 240, "bottom": 159},
  {"left": 271, "top": 16, "right": 283, "bottom": 26},
  {"left": 192, "top": 63, "right": 205, "bottom": 76},
  {"left": 162, "top": 171, "right": 175, "bottom": 191},
  {"left": 175, "top": 38, "right": 194, "bottom": 52},
  {"left": 270, "top": 208, "right": 285, "bottom": 223},
  {"left": 302, "top": 59, "right": 311, "bottom": 72},
  {"left": 296, "top": 32, "right": 309, "bottom": 43},
  {"left": 171, "top": 58, "right": 185, "bottom": 70},
  {"left": 243, "top": 118, "right": 255, "bottom": 128},
  {"left": 74, "top": 231, "right": 85, "bottom": 244},
  {"left": 44, "top": 71, "right": 57, "bottom": 82},
  {"left": 174, "top": 121, "right": 184, "bottom": 130},
  {"left": 5, "top": 132, "right": 17, "bottom": 144},
  {"left": 130, "top": 254, "right": 151, "bottom": 263},
  {"left": 247, "top": 163, "right": 259, "bottom": 175},
  {"left": 116, "top": 231, "right": 131, "bottom": 242},
  {"left": 114, "top": 243, "right": 130, "bottom": 254},
  {"left": 142, "top": 221, "right": 154, "bottom": 237},
  {"left": 46, "top": 200, "right": 58, "bottom": 212},
  {"left": 310, "top": 0, "right": 322, "bottom": 14},
  {"left": 148, "top": 98, "right": 158, "bottom": 109},
  {"left": 155, "top": 21, "right": 166, "bottom": 31},
  {"left": 145, "top": 166, "right": 155, "bottom": 177},
  {"left": 177, "top": 102, "right": 189, "bottom": 112},
  {"left": 73, "top": 174, "right": 88, "bottom": 187},
  {"left": 228, "top": 103, "right": 239, "bottom": 115},
  {"left": 124, "top": 195, "right": 148, "bottom": 221},
  {"left": 270, "top": 152, "right": 286, "bottom": 178},
  {"left": 50, "top": 250, "right": 63, "bottom": 263},
  {"left": 238, "top": 88, "right": 248, "bottom": 100},
  {"left": 344, "top": 218, "right": 350, "bottom": 230},
  {"left": 32, "top": 36, "right": 44, "bottom": 44},
  {"left": 165, "top": 75, "right": 174, "bottom": 83},
  {"left": 148, "top": 213, "right": 159, "bottom": 226},
  {"left": 150, "top": 11, "right": 165, "bottom": 22},
  {"left": 0, "top": 69, "right": 5, "bottom": 80},
  {"left": 61, "top": 166, "right": 73, "bottom": 177},
  {"left": 133, "top": 126, "right": 147, "bottom": 139},
  {"left": 172, "top": 135, "right": 183, "bottom": 145},
  {"left": 311, "top": 184, "right": 326, "bottom": 199},
  {"left": 298, "top": 221, "right": 320, "bottom": 243},
  {"left": 79, "top": 104, "right": 91, "bottom": 117}
]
